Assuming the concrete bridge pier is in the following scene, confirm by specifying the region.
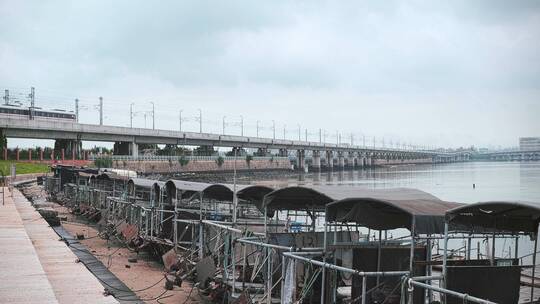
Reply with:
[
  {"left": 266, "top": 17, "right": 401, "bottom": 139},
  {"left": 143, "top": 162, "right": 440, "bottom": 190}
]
[
  {"left": 54, "top": 139, "right": 82, "bottom": 159},
  {"left": 338, "top": 152, "right": 345, "bottom": 168},
  {"left": 296, "top": 149, "right": 305, "bottom": 170},
  {"left": 366, "top": 154, "right": 373, "bottom": 167},
  {"left": 131, "top": 142, "right": 138, "bottom": 158},
  {"left": 279, "top": 149, "right": 288, "bottom": 157},
  {"left": 348, "top": 152, "right": 356, "bottom": 169},
  {"left": 326, "top": 151, "right": 334, "bottom": 169},
  {"left": 312, "top": 150, "right": 321, "bottom": 170},
  {"left": 113, "top": 141, "right": 138, "bottom": 158},
  {"left": 359, "top": 154, "right": 366, "bottom": 168}
]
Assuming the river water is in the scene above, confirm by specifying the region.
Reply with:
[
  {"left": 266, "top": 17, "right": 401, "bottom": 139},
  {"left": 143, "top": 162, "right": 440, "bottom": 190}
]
[
  {"left": 271, "top": 161, "right": 540, "bottom": 203},
  {"left": 239, "top": 161, "right": 540, "bottom": 258}
]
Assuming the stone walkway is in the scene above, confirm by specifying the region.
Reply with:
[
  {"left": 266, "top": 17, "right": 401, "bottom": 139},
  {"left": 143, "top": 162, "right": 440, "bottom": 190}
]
[{"left": 0, "top": 187, "right": 118, "bottom": 304}]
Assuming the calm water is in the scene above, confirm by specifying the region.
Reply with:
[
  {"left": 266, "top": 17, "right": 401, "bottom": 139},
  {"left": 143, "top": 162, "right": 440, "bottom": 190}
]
[
  {"left": 247, "top": 161, "right": 540, "bottom": 258},
  {"left": 257, "top": 161, "right": 540, "bottom": 204}
]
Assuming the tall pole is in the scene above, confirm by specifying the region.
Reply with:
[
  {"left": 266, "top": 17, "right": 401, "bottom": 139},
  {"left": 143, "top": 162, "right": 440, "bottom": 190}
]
[
  {"left": 256, "top": 120, "right": 260, "bottom": 137},
  {"left": 283, "top": 124, "right": 286, "bottom": 140},
  {"left": 30, "top": 87, "right": 35, "bottom": 108},
  {"left": 99, "top": 96, "right": 103, "bottom": 125},
  {"left": 363, "top": 135, "right": 366, "bottom": 147},
  {"left": 240, "top": 115, "right": 244, "bottom": 136},
  {"left": 179, "top": 110, "right": 183, "bottom": 132},
  {"left": 129, "top": 103, "right": 134, "bottom": 128},
  {"left": 319, "top": 128, "right": 322, "bottom": 143},
  {"left": 29, "top": 87, "right": 35, "bottom": 120},
  {"left": 298, "top": 124, "right": 301, "bottom": 141},
  {"left": 198, "top": 109, "right": 202, "bottom": 133},
  {"left": 150, "top": 102, "right": 155, "bottom": 130},
  {"left": 222, "top": 116, "right": 226, "bottom": 135},
  {"left": 305, "top": 129, "right": 307, "bottom": 142},
  {"left": 232, "top": 147, "right": 238, "bottom": 224},
  {"left": 3, "top": 89, "right": 9, "bottom": 105},
  {"left": 75, "top": 99, "right": 79, "bottom": 123},
  {"left": 272, "top": 120, "right": 275, "bottom": 139}
]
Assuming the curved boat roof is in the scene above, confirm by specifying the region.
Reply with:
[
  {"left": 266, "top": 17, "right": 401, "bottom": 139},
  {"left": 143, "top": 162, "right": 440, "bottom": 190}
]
[
  {"left": 263, "top": 186, "right": 335, "bottom": 212},
  {"left": 237, "top": 185, "right": 274, "bottom": 202},
  {"left": 327, "top": 190, "right": 461, "bottom": 234},
  {"left": 128, "top": 178, "right": 160, "bottom": 189},
  {"left": 165, "top": 180, "right": 234, "bottom": 201},
  {"left": 237, "top": 185, "right": 275, "bottom": 215},
  {"left": 263, "top": 186, "right": 439, "bottom": 212},
  {"left": 445, "top": 200, "right": 540, "bottom": 234}
]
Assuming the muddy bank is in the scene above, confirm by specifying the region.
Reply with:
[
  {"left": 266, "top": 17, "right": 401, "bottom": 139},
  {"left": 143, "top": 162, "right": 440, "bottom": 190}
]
[
  {"left": 146, "top": 169, "right": 296, "bottom": 184},
  {"left": 17, "top": 182, "right": 200, "bottom": 304}
]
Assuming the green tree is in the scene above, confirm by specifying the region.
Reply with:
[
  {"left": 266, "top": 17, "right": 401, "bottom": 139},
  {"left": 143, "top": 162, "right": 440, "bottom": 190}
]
[{"left": 216, "top": 156, "right": 225, "bottom": 167}]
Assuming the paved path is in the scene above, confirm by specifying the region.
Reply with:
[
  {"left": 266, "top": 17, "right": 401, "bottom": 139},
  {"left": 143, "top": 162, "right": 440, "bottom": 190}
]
[{"left": 0, "top": 187, "right": 118, "bottom": 304}]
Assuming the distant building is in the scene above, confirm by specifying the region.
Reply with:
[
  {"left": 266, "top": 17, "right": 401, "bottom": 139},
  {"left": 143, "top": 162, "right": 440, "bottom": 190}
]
[{"left": 519, "top": 137, "right": 540, "bottom": 151}]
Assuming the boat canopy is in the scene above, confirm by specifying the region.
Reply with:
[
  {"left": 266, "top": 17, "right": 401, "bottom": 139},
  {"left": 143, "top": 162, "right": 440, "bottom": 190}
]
[
  {"left": 97, "top": 172, "right": 130, "bottom": 181},
  {"left": 128, "top": 178, "right": 159, "bottom": 190},
  {"left": 262, "top": 185, "right": 415, "bottom": 212},
  {"left": 237, "top": 185, "right": 275, "bottom": 215},
  {"left": 164, "top": 180, "right": 235, "bottom": 201},
  {"left": 445, "top": 201, "right": 540, "bottom": 235},
  {"left": 262, "top": 186, "right": 337, "bottom": 212},
  {"left": 325, "top": 188, "right": 461, "bottom": 234},
  {"left": 237, "top": 185, "right": 274, "bottom": 202}
]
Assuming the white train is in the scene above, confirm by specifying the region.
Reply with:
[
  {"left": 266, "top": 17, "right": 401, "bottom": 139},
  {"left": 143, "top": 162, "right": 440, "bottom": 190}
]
[{"left": 0, "top": 104, "right": 76, "bottom": 122}]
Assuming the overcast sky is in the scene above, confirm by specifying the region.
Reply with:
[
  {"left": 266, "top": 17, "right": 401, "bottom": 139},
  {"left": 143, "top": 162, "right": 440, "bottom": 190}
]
[{"left": 1, "top": 1, "right": 539, "bottom": 149}]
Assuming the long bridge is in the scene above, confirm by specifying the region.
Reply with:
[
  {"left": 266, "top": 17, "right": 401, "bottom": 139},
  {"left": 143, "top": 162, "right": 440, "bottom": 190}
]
[
  {"left": 0, "top": 117, "right": 470, "bottom": 169},
  {"left": 476, "top": 150, "right": 540, "bottom": 161}
]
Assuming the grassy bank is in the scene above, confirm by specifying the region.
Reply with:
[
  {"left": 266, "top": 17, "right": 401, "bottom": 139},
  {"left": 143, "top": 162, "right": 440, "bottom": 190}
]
[{"left": 0, "top": 161, "right": 50, "bottom": 175}]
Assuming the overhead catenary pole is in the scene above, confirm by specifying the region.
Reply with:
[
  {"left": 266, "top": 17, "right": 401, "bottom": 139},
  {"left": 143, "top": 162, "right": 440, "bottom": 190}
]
[
  {"left": 4, "top": 89, "right": 9, "bottom": 105},
  {"left": 240, "top": 115, "right": 244, "bottom": 136},
  {"left": 29, "top": 87, "right": 35, "bottom": 119},
  {"left": 150, "top": 101, "right": 155, "bottom": 130},
  {"left": 198, "top": 109, "right": 202, "bottom": 133},
  {"left": 75, "top": 99, "right": 79, "bottom": 123},
  {"left": 283, "top": 124, "right": 286, "bottom": 140},
  {"left": 179, "top": 110, "right": 183, "bottom": 132},
  {"left": 272, "top": 120, "right": 276, "bottom": 139},
  {"left": 99, "top": 96, "right": 103, "bottom": 125},
  {"left": 298, "top": 124, "right": 301, "bottom": 141},
  {"left": 222, "top": 116, "right": 226, "bottom": 135},
  {"left": 129, "top": 102, "right": 134, "bottom": 128},
  {"left": 30, "top": 87, "right": 35, "bottom": 108},
  {"left": 256, "top": 120, "right": 260, "bottom": 137},
  {"left": 319, "top": 128, "right": 322, "bottom": 143}
]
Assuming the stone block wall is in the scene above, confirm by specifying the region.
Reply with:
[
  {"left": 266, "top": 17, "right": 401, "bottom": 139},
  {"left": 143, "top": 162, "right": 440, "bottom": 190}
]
[{"left": 111, "top": 158, "right": 291, "bottom": 174}]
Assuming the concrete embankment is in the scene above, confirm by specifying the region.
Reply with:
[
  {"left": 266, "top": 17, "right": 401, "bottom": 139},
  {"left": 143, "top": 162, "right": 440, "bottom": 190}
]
[
  {"left": 0, "top": 187, "right": 118, "bottom": 304},
  {"left": 373, "top": 157, "right": 433, "bottom": 166},
  {"left": 110, "top": 158, "right": 291, "bottom": 174}
]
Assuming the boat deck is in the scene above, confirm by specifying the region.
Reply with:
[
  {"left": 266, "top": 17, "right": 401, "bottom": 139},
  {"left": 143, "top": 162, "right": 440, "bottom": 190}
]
[{"left": 0, "top": 187, "right": 118, "bottom": 304}]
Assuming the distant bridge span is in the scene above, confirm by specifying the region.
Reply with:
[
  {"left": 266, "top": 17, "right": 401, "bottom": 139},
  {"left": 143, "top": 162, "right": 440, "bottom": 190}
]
[{"left": 0, "top": 117, "right": 469, "bottom": 168}]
